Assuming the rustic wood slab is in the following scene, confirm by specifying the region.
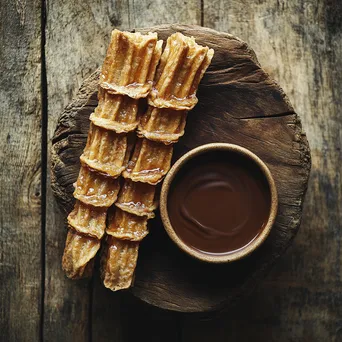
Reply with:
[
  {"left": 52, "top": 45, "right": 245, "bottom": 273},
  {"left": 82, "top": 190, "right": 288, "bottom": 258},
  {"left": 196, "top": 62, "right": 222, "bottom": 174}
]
[
  {"left": 51, "top": 24, "right": 310, "bottom": 312},
  {"left": 0, "top": 0, "right": 43, "bottom": 339}
]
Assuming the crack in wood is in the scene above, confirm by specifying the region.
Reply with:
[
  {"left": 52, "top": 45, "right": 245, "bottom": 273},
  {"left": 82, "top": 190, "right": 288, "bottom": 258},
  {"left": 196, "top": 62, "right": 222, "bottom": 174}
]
[{"left": 239, "top": 111, "right": 296, "bottom": 120}]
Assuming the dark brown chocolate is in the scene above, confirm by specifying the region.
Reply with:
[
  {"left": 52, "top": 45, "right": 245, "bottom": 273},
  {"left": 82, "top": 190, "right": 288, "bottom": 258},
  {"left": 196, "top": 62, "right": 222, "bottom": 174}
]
[{"left": 167, "top": 151, "right": 271, "bottom": 254}]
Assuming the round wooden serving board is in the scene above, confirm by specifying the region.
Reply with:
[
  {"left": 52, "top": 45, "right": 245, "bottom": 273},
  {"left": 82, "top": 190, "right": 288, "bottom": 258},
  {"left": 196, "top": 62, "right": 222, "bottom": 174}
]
[{"left": 51, "top": 25, "right": 311, "bottom": 313}]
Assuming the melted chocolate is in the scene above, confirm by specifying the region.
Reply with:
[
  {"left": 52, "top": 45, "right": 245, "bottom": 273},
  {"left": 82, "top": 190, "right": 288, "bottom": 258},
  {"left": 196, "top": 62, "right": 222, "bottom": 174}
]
[{"left": 167, "top": 151, "right": 271, "bottom": 254}]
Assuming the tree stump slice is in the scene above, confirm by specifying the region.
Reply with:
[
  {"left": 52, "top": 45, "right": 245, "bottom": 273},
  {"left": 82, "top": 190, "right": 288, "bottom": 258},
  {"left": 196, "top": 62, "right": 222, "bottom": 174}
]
[{"left": 51, "top": 25, "right": 311, "bottom": 313}]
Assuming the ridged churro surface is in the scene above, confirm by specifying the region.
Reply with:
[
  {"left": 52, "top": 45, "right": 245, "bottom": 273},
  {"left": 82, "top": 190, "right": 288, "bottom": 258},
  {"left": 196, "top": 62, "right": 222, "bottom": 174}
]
[
  {"left": 62, "top": 30, "right": 164, "bottom": 282},
  {"left": 148, "top": 33, "right": 214, "bottom": 110},
  {"left": 74, "top": 165, "right": 120, "bottom": 207},
  {"left": 101, "top": 236, "right": 139, "bottom": 291},
  {"left": 107, "top": 208, "right": 149, "bottom": 241},
  {"left": 62, "top": 230, "right": 101, "bottom": 279},
  {"left": 115, "top": 179, "right": 157, "bottom": 218},
  {"left": 100, "top": 30, "right": 162, "bottom": 99},
  {"left": 90, "top": 88, "right": 140, "bottom": 133},
  {"left": 67, "top": 200, "right": 107, "bottom": 239},
  {"left": 123, "top": 138, "right": 173, "bottom": 185},
  {"left": 137, "top": 106, "right": 187, "bottom": 144},
  {"left": 80, "top": 124, "right": 132, "bottom": 177}
]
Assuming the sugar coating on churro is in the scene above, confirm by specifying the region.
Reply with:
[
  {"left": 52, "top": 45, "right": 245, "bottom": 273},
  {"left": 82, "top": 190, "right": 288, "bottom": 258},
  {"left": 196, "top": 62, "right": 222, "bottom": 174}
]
[
  {"left": 74, "top": 165, "right": 121, "bottom": 207},
  {"left": 80, "top": 124, "right": 133, "bottom": 178},
  {"left": 115, "top": 179, "right": 157, "bottom": 218},
  {"left": 137, "top": 106, "right": 187, "bottom": 144},
  {"left": 90, "top": 88, "right": 141, "bottom": 133},
  {"left": 148, "top": 33, "right": 214, "bottom": 110},
  {"left": 107, "top": 207, "right": 149, "bottom": 241},
  {"left": 101, "top": 236, "right": 139, "bottom": 291},
  {"left": 100, "top": 30, "right": 163, "bottom": 99},
  {"left": 123, "top": 138, "right": 173, "bottom": 185},
  {"left": 62, "top": 230, "right": 101, "bottom": 279},
  {"left": 67, "top": 200, "right": 107, "bottom": 239}
]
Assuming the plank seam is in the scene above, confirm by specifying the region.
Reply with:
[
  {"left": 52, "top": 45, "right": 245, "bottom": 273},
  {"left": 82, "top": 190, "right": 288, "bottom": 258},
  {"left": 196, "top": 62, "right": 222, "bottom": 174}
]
[
  {"left": 200, "top": 0, "right": 204, "bottom": 26},
  {"left": 89, "top": 277, "right": 94, "bottom": 342},
  {"left": 40, "top": 0, "right": 48, "bottom": 340},
  {"left": 238, "top": 111, "right": 296, "bottom": 120}
]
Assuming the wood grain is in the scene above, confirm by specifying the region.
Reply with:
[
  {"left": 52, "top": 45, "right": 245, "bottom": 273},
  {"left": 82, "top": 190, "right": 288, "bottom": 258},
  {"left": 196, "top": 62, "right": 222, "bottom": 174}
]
[
  {"left": 44, "top": 1, "right": 115, "bottom": 340},
  {"left": 0, "top": 1, "right": 42, "bottom": 341},
  {"left": 1, "top": 0, "right": 340, "bottom": 340},
  {"left": 45, "top": 1, "right": 198, "bottom": 341},
  {"left": 51, "top": 25, "right": 310, "bottom": 313},
  {"left": 181, "top": 0, "right": 342, "bottom": 340}
]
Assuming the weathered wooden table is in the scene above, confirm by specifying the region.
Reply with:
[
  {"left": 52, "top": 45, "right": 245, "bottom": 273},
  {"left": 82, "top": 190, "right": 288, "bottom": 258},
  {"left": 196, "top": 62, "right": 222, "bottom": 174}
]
[{"left": 1, "top": 1, "right": 341, "bottom": 341}]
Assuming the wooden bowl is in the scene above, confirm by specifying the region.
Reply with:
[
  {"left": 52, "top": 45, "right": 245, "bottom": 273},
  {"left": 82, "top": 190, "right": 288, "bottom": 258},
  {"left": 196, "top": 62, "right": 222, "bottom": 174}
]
[{"left": 160, "top": 143, "right": 278, "bottom": 263}]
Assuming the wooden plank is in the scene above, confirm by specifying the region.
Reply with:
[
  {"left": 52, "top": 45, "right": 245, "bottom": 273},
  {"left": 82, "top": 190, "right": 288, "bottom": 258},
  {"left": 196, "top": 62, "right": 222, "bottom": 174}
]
[
  {"left": 182, "top": 1, "right": 342, "bottom": 340},
  {"left": 0, "top": 1, "right": 42, "bottom": 341},
  {"left": 44, "top": 0, "right": 201, "bottom": 340},
  {"left": 43, "top": 0, "right": 118, "bottom": 340},
  {"left": 127, "top": 0, "right": 201, "bottom": 28},
  {"left": 91, "top": 269, "right": 122, "bottom": 341}
]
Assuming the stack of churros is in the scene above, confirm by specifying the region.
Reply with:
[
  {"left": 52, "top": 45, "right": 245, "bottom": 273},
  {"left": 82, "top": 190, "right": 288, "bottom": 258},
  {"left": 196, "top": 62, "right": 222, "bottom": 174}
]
[
  {"left": 101, "top": 33, "right": 214, "bottom": 291},
  {"left": 62, "top": 29, "right": 214, "bottom": 291},
  {"left": 62, "top": 30, "right": 162, "bottom": 279}
]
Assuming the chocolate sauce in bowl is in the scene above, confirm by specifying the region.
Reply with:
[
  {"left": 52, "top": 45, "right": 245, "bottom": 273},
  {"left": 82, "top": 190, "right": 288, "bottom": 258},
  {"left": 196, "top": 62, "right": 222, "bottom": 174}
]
[{"left": 167, "top": 151, "right": 271, "bottom": 254}]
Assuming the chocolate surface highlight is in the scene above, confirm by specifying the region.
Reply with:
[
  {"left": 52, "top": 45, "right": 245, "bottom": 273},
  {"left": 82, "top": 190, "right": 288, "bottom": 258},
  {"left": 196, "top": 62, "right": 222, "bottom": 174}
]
[{"left": 167, "top": 151, "right": 271, "bottom": 254}]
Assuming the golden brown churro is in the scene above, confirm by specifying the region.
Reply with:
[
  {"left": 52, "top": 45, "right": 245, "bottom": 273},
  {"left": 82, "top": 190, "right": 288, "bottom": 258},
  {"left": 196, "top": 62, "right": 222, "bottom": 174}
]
[
  {"left": 62, "top": 230, "right": 101, "bottom": 279},
  {"left": 115, "top": 179, "right": 157, "bottom": 218},
  {"left": 74, "top": 165, "right": 120, "bottom": 208},
  {"left": 80, "top": 124, "right": 133, "bottom": 178},
  {"left": 67, "top": 201, "right": 107, "bottom": 240},
  {"left": 100, "top": 30, "right": 162, "bottom": 99},
  {"left": 123, "top": 138, "right": 173, "bottom": 185},
  {"left": 137, "top": 106, "right": 187, "bottom": 144},
  {"left": 107, "top": 207, "right": 149, "bottom": 241},
  {"left": 101, "top": 236, "right": 139, "bottom": 291},
  {"left": 90, "top": 89, "right": 141, "bottom": 133},
  {"left": 101, "top": 33, "right": 214, "bottom": 291},
  {"left": 148, "top": 33, "right": 214, "bottom": 111},
  {"left": 62, "top": 30, "right": 161, "bottom": 279}
]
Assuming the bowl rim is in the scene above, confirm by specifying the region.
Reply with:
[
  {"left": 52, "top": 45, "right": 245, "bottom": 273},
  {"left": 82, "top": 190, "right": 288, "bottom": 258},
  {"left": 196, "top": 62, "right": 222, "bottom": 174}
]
[{"left": 160, "top": 143, "right": 278, "bottom": 263}]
